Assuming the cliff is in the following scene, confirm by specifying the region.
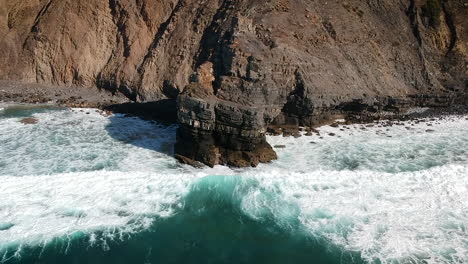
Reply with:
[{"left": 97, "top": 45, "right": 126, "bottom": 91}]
[{"left": 1, "top": 0, "right": 467, "bottom": 167}]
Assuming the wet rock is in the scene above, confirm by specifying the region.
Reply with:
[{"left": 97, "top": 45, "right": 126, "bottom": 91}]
[
  {"left": 267, "top": 126, "right": 282, "bottom": 136},
  {"left": 282, "top": 127, "right": 300, "bottom": 138},
  {"left": 293, "top": 132, "right": 302, "bottom": 138},
  {"left": 175, "top": 154, "right": 205, "bottom": 169},
  {"left": 309, "top": 128, "right": 320, "bottom": 134},
  {"left": 20, "top": 117, "right": 38, "bottom": 125}
]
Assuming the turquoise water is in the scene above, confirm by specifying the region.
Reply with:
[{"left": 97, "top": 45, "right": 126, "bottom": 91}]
[{"left": 0, "top": 104, "right": 467, "bottom": 264}]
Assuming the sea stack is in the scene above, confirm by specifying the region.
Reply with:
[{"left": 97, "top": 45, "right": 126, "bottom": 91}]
[{"left": 175, "top": 63, "right": 277, "bottom": 167}]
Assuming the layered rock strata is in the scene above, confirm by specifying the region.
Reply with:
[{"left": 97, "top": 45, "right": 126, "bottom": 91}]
[{"left": 175, "top": 62, "right": 277, "bottom": 167}]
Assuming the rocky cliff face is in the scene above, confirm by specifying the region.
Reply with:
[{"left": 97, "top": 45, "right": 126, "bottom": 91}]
[{"left": 1, "top": 0, "right": 467, "bottom": 167}]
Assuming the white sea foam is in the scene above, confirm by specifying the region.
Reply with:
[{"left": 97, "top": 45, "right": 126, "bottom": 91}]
[
  {"left": 240, "top": 165, "right": 468, "bottom": 264},
  {"left": 0, "top": 107, "right": 467, "bottom": 263},
  {"left": 1, "top": 166, "right": 467, "bottom": 263},
  {"left": 0, "top": 108, "right": 178, "bottom": 176},
  {"left": 405, "top": 107, "right": 430, "bottom": 115},
  {"left": 266, "top": 115, "right": 468, "bottom": 173},
  {"left": 0, "top": 171, "right": 202, "bottom": 250}
]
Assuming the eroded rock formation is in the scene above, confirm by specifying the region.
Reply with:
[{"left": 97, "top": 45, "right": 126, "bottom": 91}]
[
  {"left": 176, "top": 81, "right": 277, "bottom": 167},
  {"left": 0, "top": 0, "right": 467, "bottom": 167}
]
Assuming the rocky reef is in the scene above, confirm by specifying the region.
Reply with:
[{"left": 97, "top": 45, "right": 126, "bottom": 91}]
[{"left": 0, "top": 0, "right": 467, "bottom": 167}]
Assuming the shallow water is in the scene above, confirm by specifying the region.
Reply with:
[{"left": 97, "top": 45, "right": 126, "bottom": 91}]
[{"left": 0, "top": 105, "right": 467, "bottom": 264}]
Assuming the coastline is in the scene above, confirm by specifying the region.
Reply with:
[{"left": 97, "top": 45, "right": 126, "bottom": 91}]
[
  {"left": 0, "top": 81, "right": 180, "bottom": 123},
  {"left": 0, "top": 80, "right": 130, "bottom": 108},
  {"left": 266, "top": 104, "right": 468, "bottom": 138},
  {"left": 2, "top": 80, "right": 467, "bottom": 140}
]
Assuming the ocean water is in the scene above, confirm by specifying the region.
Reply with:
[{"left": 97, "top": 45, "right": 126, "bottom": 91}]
[{"left": 0, "top": 104, "right": 467, "bottom": 264}]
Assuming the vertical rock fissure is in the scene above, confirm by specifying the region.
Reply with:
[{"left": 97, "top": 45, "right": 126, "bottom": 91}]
[
  {"left": 406, "top": 0, "right": 434, "bottom": 89},
  {"left": 194, "top": 0, "right": 239, "bottom": 95},
  {"left": 108, "top": 0, "right": 131, "bottom": 58},
  {"left": 30, "top": 0, "right": 53, "bottom": 34},
  {"left": 136, "top": 0, "right": 152, "bottom": 29},
  {"left": 141, "top": 0, "right": 183, "bottom": 59},
  {"left": 280, "top": 70, "right": 313, "bottom": 127},
  {"left": 407, "top": 0, "right": 422, "bottom": 46},
  {"left": 129, "top": 0, "right": 184, "bottom": 100},
  {"left": 441, "top": 2, "right": 458, "bottom": 56}
]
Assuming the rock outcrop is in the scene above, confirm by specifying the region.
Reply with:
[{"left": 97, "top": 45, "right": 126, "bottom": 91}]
[
  {"left": 176, "top": 81, "right": 277, "bottom": 167},
  {"left": 0, "top": 0, "right": 467, "bottom": 167}
]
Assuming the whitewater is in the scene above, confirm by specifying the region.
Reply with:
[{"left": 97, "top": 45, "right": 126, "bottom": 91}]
[{"left": 0, "top": 104, "right": 467, "bottom": 264}]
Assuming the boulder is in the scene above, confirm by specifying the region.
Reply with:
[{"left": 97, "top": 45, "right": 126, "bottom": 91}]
[{"left": 20, "top": 117, "right": 38, "bottom": 125}]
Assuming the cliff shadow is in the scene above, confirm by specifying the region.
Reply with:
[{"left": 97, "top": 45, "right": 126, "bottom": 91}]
[
  {"left": 103, "top": 100, "right": 179, "bottom": 156},
  {"left": 104, "top": 99, "right": 178, "bottom": 123}
]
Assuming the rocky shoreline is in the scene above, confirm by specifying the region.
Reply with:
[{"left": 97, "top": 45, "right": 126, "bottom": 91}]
[
  {"left": 2, "top": 80, "right": 467, "bottom": 169},
  {"left": 0, "top": 81, "right": 130, "bottom": 108},
  {"left": 267, "top": 105, "right": 468, "bottom": 139}
]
